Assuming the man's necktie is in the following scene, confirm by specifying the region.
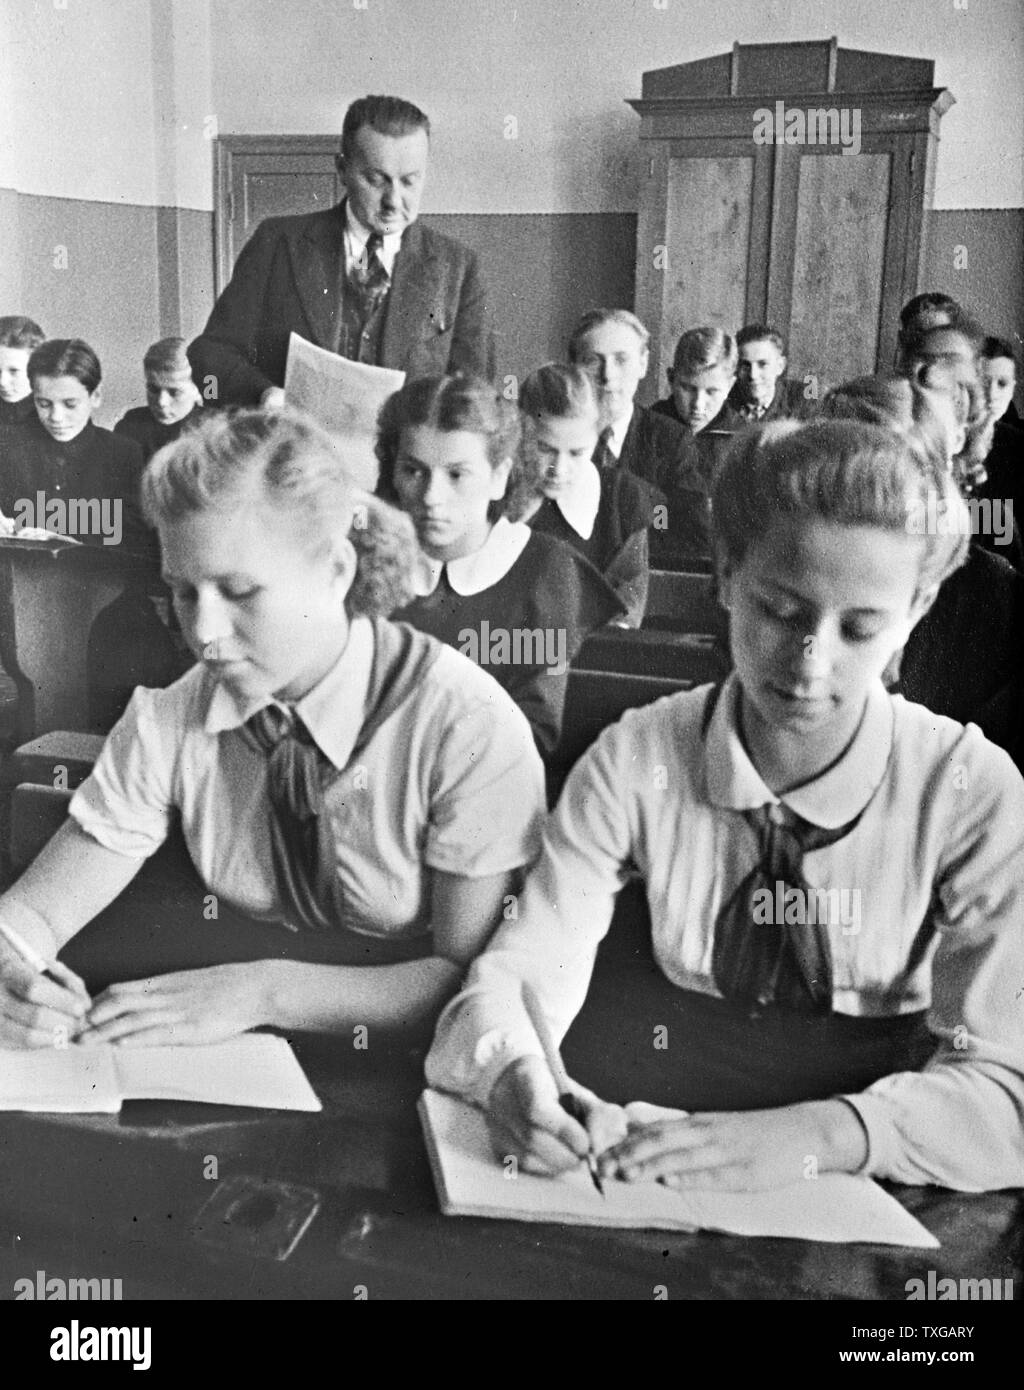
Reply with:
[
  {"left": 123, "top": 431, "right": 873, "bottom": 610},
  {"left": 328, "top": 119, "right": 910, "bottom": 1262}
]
[
  {"left": 245, "top": 703, "right": 339, "bottom": 932},
  {"left": 711, "top": 802, "right": 864, "bottom": 1014},
  {"left": 592, "top": 426, "right": 615, "bottom": 469},
  {"left": 349, "top": 233, "right": 389, "bottom": 320}
]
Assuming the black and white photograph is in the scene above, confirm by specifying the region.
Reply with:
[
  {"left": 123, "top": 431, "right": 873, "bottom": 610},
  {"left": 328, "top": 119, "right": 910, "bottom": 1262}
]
[{"left": 0, "top": 0, "right": 1021, "bottom": 1347}]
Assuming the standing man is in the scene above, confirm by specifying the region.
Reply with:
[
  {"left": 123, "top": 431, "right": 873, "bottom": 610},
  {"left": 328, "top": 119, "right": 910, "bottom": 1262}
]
[{"left": 188, "top": 96, "right": 494, "bottom": 408}]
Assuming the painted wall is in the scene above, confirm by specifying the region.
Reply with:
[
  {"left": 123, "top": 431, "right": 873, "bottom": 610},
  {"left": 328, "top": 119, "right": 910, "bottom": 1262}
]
[
  {"left": 6, "top": 0, "right": 1022, "bottom": 213},
  {"left": 3, "top": 198, "right": 1016, "bottom": 427},
  {"left": 1, "top": 0, "right": 1021, "bottom": 422},
  {"left": 207, "top": 0, "right": 1024, "bottom": 213}
]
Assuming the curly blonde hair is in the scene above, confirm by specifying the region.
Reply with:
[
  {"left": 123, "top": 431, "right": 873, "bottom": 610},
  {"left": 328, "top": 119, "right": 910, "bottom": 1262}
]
[{"left": 141, "top": 406, "right": 418, "bottom": 616}]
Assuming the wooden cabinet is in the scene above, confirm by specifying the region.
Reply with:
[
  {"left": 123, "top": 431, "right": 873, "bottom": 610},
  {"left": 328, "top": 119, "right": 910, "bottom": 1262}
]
[{"left": 629, "top": 39, "right": 954, "bottom": 403}]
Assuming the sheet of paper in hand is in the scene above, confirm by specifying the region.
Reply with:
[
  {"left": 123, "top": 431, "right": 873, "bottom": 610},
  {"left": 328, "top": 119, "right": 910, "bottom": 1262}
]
[
  {"left": 284, "top": 332, "right": 406, "bottom": 490},
  {"left": 418, "top": 1090, "right": 939, "bottom": 1248}
]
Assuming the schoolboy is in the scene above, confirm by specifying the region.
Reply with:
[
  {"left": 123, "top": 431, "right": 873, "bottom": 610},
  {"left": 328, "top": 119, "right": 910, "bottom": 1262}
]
[
  {"left": 728, "top": 324, "right": 805, "bottom": 423},
  {"left": 652, "top": 326, "right": 742, "bottom": 436},
  {"left": 979, "top": 336, "right": 1020, "bottom": 427},
  {"left": 0, "top": 316, "right": 46, "bottom": 438},
  {"left": 895, "top": 292, "right": 961, "bottom": 369},
  {"left": 115, "top": 338, "right": 201, "bottom": 461},
  {"left": 0, "top": 339, "right": 147, "bottom": 547},
  {"left": 901, "top": 314, "right": 1023, "bottom": 569},
  {"left": 974, "top": 337, "right": 1023, "bottom": 568},
  {"left": 568, "top": 310, "right": 710, "bottom": 566}
]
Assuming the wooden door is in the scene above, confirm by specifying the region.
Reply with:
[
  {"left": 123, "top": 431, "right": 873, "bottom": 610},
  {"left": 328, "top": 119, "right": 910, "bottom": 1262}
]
[{"left": 214, "top": 137, "right": 340, "bottom": 293}]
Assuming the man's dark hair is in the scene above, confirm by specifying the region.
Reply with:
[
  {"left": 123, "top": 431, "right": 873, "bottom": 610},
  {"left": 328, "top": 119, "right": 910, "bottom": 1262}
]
[
  {"left": 28, "top": 338, "right": 102, "bottom": 393},
  {"left": 898, "top": 292, "right": 960, "bottom": 332},
  {"left": 736, "top": 323, "right": 786, "bottom": 354},
  {"left": 900, "top": 307, "right": 985, "bottom": 367},
  {"left": 340, "top": 96, "right": 430, "bottom": 160},
  {"left": 981, "top": 335, "right": 1018, "bottom": 368},
  {"left": 0, "top": 315, "right": 46, "bottom": 351}
]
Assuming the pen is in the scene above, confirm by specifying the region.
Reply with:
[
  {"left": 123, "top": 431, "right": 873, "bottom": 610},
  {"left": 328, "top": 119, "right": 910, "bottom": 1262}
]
[
  {"left": 521, "top": 981, "right": 604, "bottom": 1196},
  {"left": 0, "top": 918, "right": 71, "bottom": 990}
]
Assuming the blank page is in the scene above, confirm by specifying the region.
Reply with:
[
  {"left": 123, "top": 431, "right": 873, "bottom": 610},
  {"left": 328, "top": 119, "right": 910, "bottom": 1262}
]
[
  {"left": 114, "top": 1035, "right": 322, "bottom": 1111},
  {"left": 0, "top": 1046, "right": 121, "bottom": 1112},
  {"left": 419, "top": 1090, "right": 939, "bottom": 1247}
]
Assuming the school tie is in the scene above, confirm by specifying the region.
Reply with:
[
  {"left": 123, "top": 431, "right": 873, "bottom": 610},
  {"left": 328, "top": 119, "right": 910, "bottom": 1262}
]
[
  {"left": 245, "top": 703, "right": 339, "bottom": 932},
  {"left": 711, "top": 803, "right": 864, "bottom": 1015},
  {"left": 592, "top": 427, "right": 616, "bottom": 470}
]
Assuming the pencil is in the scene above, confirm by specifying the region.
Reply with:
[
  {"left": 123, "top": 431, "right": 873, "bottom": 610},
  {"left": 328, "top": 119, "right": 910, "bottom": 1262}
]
[
  {"left": 0, "top": 917, "right": 70, "bottom": 990},
  {"left": 521, "top": 981, "right": 604, "bottom": 1196}
]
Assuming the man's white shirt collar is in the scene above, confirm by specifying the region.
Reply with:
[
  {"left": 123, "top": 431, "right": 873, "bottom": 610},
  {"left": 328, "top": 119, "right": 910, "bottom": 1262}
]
[
  {"left": 410, "top": 517, "right": 533, "bottom": 597},
  {"left": 344, "top": 203, "right": 402, "bottom": 276}
]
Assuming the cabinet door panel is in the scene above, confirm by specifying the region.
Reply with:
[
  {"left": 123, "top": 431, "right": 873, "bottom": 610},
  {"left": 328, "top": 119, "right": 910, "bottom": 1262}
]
[
  {"left": 661, "top": 154, "right": 755, "bottom": 375},
  {"left": 787, "top": 151, "right": 892, "bottom": 390}
]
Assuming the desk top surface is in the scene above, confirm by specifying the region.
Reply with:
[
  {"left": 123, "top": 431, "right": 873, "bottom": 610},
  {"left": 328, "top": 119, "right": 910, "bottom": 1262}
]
[
  {"left": 1, "top": 860, "right": 1020, "bottom": 1302},
  {"left": 2, "top": 1040, "right": 1020, "bottom": 1302}
]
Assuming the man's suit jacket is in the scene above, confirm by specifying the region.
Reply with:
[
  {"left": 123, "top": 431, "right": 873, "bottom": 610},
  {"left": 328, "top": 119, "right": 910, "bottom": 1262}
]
[
  {"left": 617, "top": 404, "right": 697, "bottom": 493},
  {"left": 615, "top": 405, "right": 713, "bottom": 567},
  {"left": 725, "top": 377, "right": 807, "bottom": 423},
  {"left": 188, "top": 201, "right": 494, "bottom": 405}
]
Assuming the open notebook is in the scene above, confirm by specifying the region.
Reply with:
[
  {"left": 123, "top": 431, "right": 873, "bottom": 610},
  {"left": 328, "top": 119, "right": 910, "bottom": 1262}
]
[
  {"left": 0, "top": 1034, "right": 321, "bottom": 1113},
  {"left": 419, "top": 1090, "right": 938, "bottom": 1248}
]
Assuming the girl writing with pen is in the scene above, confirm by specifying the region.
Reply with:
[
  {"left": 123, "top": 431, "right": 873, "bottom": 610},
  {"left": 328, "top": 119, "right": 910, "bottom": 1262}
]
[
  {"left": 0, "top": 408, "right": 545, "bottom": 1049},
  {"left": 426, "top": 420, "right": 1024, "bottom": 1193}
]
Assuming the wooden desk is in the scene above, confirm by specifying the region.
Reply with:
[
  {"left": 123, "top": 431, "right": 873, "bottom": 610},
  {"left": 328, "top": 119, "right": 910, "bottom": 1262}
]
[
  {"left": 0, "top": 536, "right": 159, "bottom": 741},
  {"left": 2, "top": 1051, "right": 1020, "bottom": 1302},
  {"left": 644, "top": 568, "right": 727, "bottom": 638},
  {"left": 0, "top": 871, "right": 1020, "bottom": 1302}
]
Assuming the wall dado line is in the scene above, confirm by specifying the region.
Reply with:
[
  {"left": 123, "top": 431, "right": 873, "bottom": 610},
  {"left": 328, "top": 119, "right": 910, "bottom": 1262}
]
[{"left": 1, "top": 188, "right": 1020, "bottom": 427}]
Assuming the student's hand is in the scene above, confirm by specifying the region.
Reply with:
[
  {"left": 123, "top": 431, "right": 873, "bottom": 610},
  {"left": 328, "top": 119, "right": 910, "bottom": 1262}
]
[
  {"left": 599, "top": 1102, "right": 868, "bottom": 1192},
  {"left": 0, "top": 955, "right": 91, "bottom": 1049},
  {"left": 77, "top": 963, "right": 267, "bottom": 1047},
  {"left": 486, "top": 1055, "right": 629, "bottom": 1175},
  {"left": 260, "top": 386, "right": 287, "bottom": 412}
]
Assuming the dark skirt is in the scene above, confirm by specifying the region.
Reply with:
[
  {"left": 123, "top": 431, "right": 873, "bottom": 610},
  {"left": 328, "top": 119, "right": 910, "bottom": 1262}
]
[{"left": 560, "top": 882, "right": 935, "bottom": 1111}]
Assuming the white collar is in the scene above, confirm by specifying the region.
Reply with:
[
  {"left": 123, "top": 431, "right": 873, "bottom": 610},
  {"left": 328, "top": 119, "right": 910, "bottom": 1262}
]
[
  {"left": 705, "top": 673, "right": 895, "bottom": 829},
  {"left": 411, "top": 516, "right": 532, "bottom": 596},
  {"left": 604, "top": 406, "right": 634, "bottom": 457},
  {"left": 205, "top": 614, "right": 375, "bottom": 770},
  {"left": 344, "top": 203, "right": 403, "bottom": 275},
  {"left": 552, "top": 459, "right": 601, "bottom": 539}
]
